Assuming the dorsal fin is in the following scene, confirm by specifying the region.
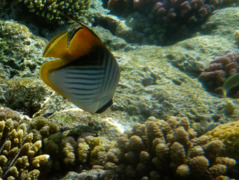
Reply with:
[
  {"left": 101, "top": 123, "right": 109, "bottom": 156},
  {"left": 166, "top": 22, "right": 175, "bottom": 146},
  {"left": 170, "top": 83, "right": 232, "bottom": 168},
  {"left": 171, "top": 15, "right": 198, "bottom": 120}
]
[
  {"left": 67, "top": 25, "right": 104, "bottom": 60},
  {"left": 43, "top": 31, "right": 69, "bottom": 60}
]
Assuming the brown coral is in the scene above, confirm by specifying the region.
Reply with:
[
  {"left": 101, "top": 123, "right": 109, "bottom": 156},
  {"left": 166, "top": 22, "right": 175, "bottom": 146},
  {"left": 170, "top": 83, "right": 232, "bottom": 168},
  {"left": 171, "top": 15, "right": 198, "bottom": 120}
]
[
  {"left": 102, "top": 116, "right": 237, "bottom": 179},
  {"left": 42, "top": 129, "right": 116, "bottom": 177},
  {"left": 199, "top": 52, "right": 239, "bottom": 98}
]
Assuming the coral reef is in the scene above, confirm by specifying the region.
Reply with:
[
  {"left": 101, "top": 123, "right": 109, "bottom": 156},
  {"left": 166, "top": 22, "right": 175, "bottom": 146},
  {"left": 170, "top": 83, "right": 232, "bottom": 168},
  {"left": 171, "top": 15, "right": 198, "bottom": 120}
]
[
  {"left": 0, "top": 20, "right": 46, "bottom": 79},
  {"left": 0, "top": 107, "right": 238, "bottom": 179},
  {"left": 199, "top": 52, "right": 239, "bottom": 98},
  {"left": 0, "top": 107, "right": 49, "bottom": 179},
  {"left": 0, "top": 107, "right": 21, "bottom": 121},
  {"left": 14, "top": 0, "right": 91, "bottom": 21},
  {"left": 107, "top": 0, "right": 231, "bottom": 24},
  {"left": 42, "top": 128, "right": 116, "bottom": 177},
  {"left": 205, "top": 120, "right": 239, "bottom": 161},
  {"left": 1, "top": 78, "right": 47, "bottom": 117},
  {"left": 101, "top": 116, "right": 237, "bottom": 179}
]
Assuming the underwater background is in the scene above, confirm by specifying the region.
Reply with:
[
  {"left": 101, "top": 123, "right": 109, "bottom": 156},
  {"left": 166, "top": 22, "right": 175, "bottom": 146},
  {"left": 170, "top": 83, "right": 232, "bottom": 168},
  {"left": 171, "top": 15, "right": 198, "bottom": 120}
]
[{"left": 0, "top": 0, "right": 239, "bottom": 179}]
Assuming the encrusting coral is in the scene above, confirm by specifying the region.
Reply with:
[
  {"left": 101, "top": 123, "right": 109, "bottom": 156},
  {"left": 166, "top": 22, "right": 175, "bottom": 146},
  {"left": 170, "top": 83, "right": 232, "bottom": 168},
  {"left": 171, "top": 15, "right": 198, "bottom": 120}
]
[
  {"left": 14, "top": 0, "right": 91, "bottom": 21},
  {"left": 199, "top": 52, "right": 239, "bottom": 98},
  {"left": 0, "top": 20, "right": 46, "bottom": 79},
  {"left": 0, "top": 107, "right": 50, "bottom": 179},
  {"left": 205, "top": 120, "right": 239, "bottom": 161},
  {"left": 100, "top": 116, "right": 237, "bottom": 179},
  {"left": 2, "top": 78, "right": 46, "bottom": 117}
]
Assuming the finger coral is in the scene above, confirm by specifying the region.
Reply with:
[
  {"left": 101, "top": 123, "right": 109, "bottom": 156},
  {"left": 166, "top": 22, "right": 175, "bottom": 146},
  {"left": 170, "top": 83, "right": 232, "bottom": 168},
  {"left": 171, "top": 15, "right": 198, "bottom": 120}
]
[
  {"left": 14, "top": 0, "right": 91, "bottom": 21},
  {"left": 0, "top": 114, "right": 49, "bottom": 179},
  {"left": 43, "top": 130, "right": 116, "bottom": 176},
  {"left": 199, "top": 52, "right": 239, "bottom": 98},
  {"left": 102, "top": 116, "right": 237, "bottom": 179},
  {"left": 107, "top": 0, "right": 230, "bottom": 24}
]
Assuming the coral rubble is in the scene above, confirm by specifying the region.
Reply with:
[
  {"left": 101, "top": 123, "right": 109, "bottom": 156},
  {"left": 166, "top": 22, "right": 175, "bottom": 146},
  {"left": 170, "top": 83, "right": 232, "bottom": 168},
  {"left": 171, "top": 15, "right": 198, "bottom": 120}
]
[{"left": 199, "top": 52, "right": 239, "bottom": 98}]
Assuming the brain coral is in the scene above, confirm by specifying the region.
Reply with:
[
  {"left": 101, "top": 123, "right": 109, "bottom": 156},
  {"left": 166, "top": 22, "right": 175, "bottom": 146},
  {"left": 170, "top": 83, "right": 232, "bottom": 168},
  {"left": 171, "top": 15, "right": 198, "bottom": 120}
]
[
  {"left": 0, "top": 107, "right": 49, "bottom": 179},
  {"left": 199, "top": 52, "right": 239, "bottom": 98},
  {"left": 101, "top": 116, "right": 237, "bottom": 179},
  {"left": 14, "top": 0, "right": 91, "bottom": 21}
]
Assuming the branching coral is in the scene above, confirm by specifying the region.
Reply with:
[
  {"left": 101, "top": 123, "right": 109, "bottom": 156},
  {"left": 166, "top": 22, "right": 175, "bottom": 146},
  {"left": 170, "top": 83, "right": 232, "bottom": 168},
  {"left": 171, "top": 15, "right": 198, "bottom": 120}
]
[
  {"left": 42, "top": 128, "right": 115, "bottom": 176},
  {"left": 101, "top": 116, "right": 236, "bottom": 179},
  {"left": 107, "top": 0, "right": 230, "bottom": 24},
  {"left": 0, "top": 108, "right": 49, "bottom": 179},
  {"left": 14, "top": 0, "right": 91, "bottom": 21},
  {"left": 199, "top": 52, "right": 239, "bottom": 98}
]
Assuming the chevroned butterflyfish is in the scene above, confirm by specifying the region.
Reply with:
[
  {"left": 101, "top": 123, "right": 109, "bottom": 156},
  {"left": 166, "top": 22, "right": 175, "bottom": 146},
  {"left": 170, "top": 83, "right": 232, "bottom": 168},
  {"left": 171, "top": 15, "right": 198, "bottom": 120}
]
[{"left": 40, "top": 23, "right": 120, "bottom": 113}]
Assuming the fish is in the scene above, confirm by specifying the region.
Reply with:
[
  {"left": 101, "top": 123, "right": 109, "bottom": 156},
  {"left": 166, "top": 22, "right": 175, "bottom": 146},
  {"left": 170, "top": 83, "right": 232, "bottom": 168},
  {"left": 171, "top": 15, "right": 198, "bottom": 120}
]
[
  {"left": 40, "top": 23, "right": 120, "bottom": 113},
  {"left": 222, "top": 73, "right": 239, "bottom": 97}
]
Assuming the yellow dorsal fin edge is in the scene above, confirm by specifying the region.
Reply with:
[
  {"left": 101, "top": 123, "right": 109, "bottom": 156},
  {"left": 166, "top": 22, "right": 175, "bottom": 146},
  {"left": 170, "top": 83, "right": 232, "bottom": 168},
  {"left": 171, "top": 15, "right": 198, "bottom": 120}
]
[
  {"left": 40, "top": 59, "right": 68, "bottom": 97},
  {"left": 43, "top": 31, "right": 69, "bottom": 60}
]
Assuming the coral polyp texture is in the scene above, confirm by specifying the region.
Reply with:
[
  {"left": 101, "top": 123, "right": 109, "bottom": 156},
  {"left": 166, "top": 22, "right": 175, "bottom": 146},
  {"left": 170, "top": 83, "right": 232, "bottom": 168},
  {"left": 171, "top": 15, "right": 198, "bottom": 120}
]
[
  {"left": 15, "top": 0, "right": 91, "bottom": 21},
  {"left": 107, "top": 0, "right": 229, "bottom": 24},
  {"left": 199, "top": 52, "right": 239, "bottom": 98},
  {"left": 205, "top": 120, "right": 239, "bottom": 161},
  {"left": 102, "top": 116, "right": 236, "bottom": 179},
  {"left": 0, "top": 107, "right": 49, "bottom": 179},
  {"left": 43, "top": 130, "right": 115, "bottom": 175}
]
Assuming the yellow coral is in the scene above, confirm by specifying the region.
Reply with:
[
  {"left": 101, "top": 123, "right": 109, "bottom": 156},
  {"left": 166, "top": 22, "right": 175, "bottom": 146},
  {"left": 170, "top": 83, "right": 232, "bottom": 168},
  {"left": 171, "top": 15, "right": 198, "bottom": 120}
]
[
  {"left": 0, "top": 118, "right": 49, "bottom": 179},
  {"left": 205, "top": 120, "right": 239, "bottom": 160},
  {"left": 77, "top": 141, "right": 90, "bottom": 163}
]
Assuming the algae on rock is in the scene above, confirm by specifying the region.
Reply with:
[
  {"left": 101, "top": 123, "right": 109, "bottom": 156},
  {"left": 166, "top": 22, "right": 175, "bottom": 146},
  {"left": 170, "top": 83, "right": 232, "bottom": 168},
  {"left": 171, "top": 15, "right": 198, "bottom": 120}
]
[{"left": 0, "top": 20, "right": 46, "bottom": 79}]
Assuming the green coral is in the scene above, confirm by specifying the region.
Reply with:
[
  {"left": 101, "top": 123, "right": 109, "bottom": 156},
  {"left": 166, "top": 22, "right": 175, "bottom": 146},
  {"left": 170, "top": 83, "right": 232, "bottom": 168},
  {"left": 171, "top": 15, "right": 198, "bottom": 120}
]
[{"left": 15, "top": 0, "right": 91, "bottom": 21}]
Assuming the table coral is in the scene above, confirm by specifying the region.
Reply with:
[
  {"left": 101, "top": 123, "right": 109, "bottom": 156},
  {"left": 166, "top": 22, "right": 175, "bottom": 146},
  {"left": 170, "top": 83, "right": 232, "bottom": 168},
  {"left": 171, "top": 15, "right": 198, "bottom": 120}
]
[
  {"left": 101, "top": 116, "right": 237, "bottom": 179},
  {"left": 14, "top": 0, "right": 91, "bottom": 21},
  {"left": 199, "top": 52, "right": 239, "bottom": 98},
  {"left": 205, "top": 120, "right": 239, "bottom": 161},
  {"left": 0, "top": 108, "right": 49, "bottom": 179}
]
